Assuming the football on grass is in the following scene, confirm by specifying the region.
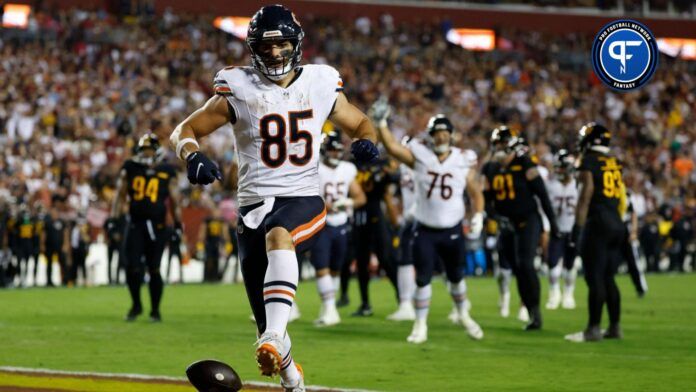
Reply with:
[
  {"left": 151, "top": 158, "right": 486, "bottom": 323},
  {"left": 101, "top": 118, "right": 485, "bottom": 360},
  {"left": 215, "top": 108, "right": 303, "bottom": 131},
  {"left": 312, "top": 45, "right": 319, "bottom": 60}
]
[{"left": 186, "top": 359, "right": 243, "bottom": 392}]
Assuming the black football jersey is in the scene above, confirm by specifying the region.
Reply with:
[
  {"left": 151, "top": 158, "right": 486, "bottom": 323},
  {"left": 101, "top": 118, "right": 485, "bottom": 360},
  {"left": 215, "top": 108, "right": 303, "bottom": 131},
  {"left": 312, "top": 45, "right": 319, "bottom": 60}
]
[
  {"left": 122, "top": 160, "right": 177, "bottom": 222},
  {"left": 482, "top": 156, "right": 538, "bottom": 222},
  {"left": 354, "top": 160, "right": 396, "bottom": 219},
  {"left": 577, "top": 151, "right": 622, "bottom": 218},
  {"left": 205, "top": 218, "right": 225, "bottom": 245}
]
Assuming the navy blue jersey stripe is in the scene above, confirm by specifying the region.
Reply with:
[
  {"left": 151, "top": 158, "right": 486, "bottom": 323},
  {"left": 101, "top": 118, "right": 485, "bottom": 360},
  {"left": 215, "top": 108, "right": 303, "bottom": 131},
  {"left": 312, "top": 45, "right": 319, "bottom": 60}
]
[
  {"left": 264, "top": 281, "right": 297, "bottom": 290},
  {"left": 264, "top": 298, "right": 293, "bottom": 306}
]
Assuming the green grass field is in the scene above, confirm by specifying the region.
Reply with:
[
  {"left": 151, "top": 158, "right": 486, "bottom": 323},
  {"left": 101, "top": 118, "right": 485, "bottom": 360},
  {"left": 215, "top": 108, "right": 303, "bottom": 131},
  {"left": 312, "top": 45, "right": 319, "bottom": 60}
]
[{"left": 1, "top": 274, "right": 695, "bottom": 391}]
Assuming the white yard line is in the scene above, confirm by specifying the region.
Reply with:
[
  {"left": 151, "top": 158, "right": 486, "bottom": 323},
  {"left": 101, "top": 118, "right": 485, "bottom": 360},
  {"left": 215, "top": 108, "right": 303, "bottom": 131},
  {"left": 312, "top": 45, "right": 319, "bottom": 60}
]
[{"left": 0, "top": 366, "right": 377, "bottom": 392}]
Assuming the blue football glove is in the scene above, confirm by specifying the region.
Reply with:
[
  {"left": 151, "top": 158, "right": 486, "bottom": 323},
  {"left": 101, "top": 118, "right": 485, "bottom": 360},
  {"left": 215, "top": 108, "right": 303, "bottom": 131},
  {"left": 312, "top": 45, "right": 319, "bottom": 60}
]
[
  {"left": 186, "top": 152, "right": 222, "bottom": 185},
  {"left": 351, "top": 139, "right": 379, "bottom": 164}
]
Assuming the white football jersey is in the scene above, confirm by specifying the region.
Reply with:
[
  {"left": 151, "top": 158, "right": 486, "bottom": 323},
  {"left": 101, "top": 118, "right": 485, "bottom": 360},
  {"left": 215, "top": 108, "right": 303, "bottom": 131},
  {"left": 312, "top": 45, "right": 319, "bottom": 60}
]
[
  {"left": 399, "top": 163, "right": 416, "bottom": 221},
  {"left": 319, "top": 160, "right": 358, "bottom": 226},
  {"left": 547, "top": 178, "right": 578, "bottom": 233},
  {"left": 410, "top": 142, "right": 474, "bottom": 229},
  {"left": 214, "top": 64, "right": 343, "bottom": 206}
]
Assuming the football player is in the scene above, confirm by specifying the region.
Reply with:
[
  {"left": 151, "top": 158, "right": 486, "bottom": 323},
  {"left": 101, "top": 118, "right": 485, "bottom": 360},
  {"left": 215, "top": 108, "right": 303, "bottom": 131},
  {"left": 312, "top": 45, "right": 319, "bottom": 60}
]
[
  {"left": 481, "top": 127, "right": 522, "bottom": 320},
  {"left": 198, "top": 206, "right": 231, "bottom": 282},
  {"left": 310, "top": 130, "right": 366, "bottom": 326},
  {"left": 168, "top": 5, "right": 379, "bottom": 391},
  {"left": 566, "top": 123, "right": 626, "bottom": 342},
  {"left": 348, "top": 153, "right": 399, "bottom": 316},
  {"left": 546, "top": 149, "right": 578, "bottom": 309},
  {"left": 372, "top": 101, "right": 484, "bottom": 344},
  {"left": 545, "top": 149, "right": 579, "bottom": 310},
  {"left": 482, "top": 128, "right": 559, "bottom": 331},
  {"left": 14, "top": 204, "right": 35, "bottom": 287},
  {"left": 108, "top": 133, "right": 183, "bottom": 322}
]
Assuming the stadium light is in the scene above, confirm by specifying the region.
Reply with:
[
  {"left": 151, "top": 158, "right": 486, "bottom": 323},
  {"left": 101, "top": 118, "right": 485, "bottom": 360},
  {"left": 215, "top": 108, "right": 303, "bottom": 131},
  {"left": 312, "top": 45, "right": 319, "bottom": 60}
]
[
  {"left": 446, "top": 28, "right": 496, "bottom": 51},
  {"left": 213, "top": 16, "right": 251, "bottom": 40},
  {"left": 2, "top": 4, "right": 31, "bottom": 28},
  {"left": 657, "top": 38, "right": 696, "bottom": 60}
]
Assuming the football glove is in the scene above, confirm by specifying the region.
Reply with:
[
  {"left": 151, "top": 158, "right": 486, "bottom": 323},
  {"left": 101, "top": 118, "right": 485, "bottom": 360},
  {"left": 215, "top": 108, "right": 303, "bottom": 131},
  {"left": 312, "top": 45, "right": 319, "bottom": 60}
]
[
  {"left": 351, "top": 139, "right": 379, "bottom": 164},
  {"left": 469, "top": 212, "right": 484, "bottom": 238},
  {"left": 172, "top": 221, "right": 183, "bottom": 242},
  {"left": 186, "top": 151, "right": 222, "bottom": 185},
  {"left": 369, "top": 96, "right": 391, "bottom": 128},
  {"left": 569, "top": 224, "right": 584, "bottom": 250},
  {"left": 105, "top": 217, "right": 118, "bottom": 238}
]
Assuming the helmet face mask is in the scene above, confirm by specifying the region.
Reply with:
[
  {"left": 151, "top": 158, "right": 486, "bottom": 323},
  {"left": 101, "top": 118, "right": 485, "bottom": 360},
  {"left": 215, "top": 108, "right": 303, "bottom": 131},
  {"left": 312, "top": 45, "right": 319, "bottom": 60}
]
[
  {"left": 247, "top": 5, "right": 304, "bottom": 81},
  {"left": 321, "top": 130, "right": 344, "bottom": 167},
  {"left": 426, "top": 114, "right": 453, "bottom": 155},
  {"left": 490, "top": 125, "right": 514, "bottom": 159},
  {"left": 553, "top": 149, "right": 575, "bottom": 181},
  {"left": 136, "top": 133, "right": 161, "bottom": 166}
]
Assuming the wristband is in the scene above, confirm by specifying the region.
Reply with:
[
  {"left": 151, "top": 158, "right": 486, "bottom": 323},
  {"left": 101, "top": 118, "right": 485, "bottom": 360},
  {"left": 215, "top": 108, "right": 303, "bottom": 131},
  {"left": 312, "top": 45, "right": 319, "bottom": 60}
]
[{"left": 176, "top": 138, "right": 199, "bottom": 160}]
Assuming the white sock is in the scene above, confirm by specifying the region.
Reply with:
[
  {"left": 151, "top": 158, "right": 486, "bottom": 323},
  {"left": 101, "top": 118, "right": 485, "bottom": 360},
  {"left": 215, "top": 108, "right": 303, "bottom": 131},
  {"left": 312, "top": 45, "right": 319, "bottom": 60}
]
[
  {"left": 563, "top": 268, "right": 576, "bottom": 294},
  {"left": 449, "top": 279, "right": 469, "bottom": 315},
  {"left": 549, "top": 264, "right": 562, "bottom": 292},
  {"left": 316, "top": 274, "right": 335, "bottom": 308},
  {"left": 397, "top": 265, "right": 416, "bottom": 303},
  {"left": 414, "top": 284, "right": 432, "bottom": 321},
  {"left": 263, "top": 250, "right": 298, "bottom": 335},
  {"left": 498, "top": 268, "right": 512, "bottom": 295},
  {"left": 280, "top": 332, "right": 300, "bottom": 385},
  {"left": 332, "top": 275, "right": 340, "bottom": 294}
]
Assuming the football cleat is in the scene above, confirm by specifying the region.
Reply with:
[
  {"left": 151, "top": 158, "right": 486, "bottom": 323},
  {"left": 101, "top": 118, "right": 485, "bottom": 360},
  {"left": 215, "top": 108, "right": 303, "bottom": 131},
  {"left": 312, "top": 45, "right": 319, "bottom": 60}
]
[
  {"left": 351, "top": 304, "right": 373, "bottom": 317},
  {"left": 461, "top": 313, "right": 484, "bottom": 340},
  {"left": 149, "top": 311, "right": 162, "bottom": 323},
  {"left": 255, "top": 331, "right": 285, "bottom": 377},
  {"left": 387, "top": 302, "right": 416, "bottom": 321},
  {"left": 406, "top": 319, "right": 428, "bottom": 344},
  {"left": 562, "top": 293, "right": 576, "bottom": 309},
  {"left": 518, "top": 306, "right": 530, "bottom": 323},
  {"left": 546, "top": 287, "right": 561, "bottom": 310},
  {"left": 281, "top": 363, "right": 305, "bottom": 392},
  {"left": 603, "top": 324, "right": 623, "bottom": 339},
  {"left": 565, "top": 326, "right": 602, "bottom": 343},
  {"left": 186, "top": 359, "right": 243, "bottom": 392},
  {"left": 447, "top": 305, "right": 459, "bottom": 324},
  {"left": 125, "top": 306, "right": 143, "bottom": 322},
  {"left": 314, "top": 306, "right": 340, "bottom": 327},
  {"left": 499, "top": 292, "right": 511, "bottom": 318}
]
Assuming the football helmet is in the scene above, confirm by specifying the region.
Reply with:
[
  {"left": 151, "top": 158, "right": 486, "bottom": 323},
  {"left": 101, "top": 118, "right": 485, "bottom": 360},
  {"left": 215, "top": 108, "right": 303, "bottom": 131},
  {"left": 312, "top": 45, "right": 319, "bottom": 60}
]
[
  {"left": 322, "top": 130, "right": 344, "bottom": 167},
  {"left": 426, "top": 114, "right": 453, "bottom": 154},
  {"left": 577, "top": 122, "right": 611, "bottom": 153},
  {"left": 505, "top": 136, "right": 529, "bottom": 157},
  {"left": 136, "top": 133, "right": 161, "bottom": 166},
  {"left": 553, "top": 149, "right": 575, "bottom": 180},
  {"left": 246, "top": 5, "right": 304, "bottom": 81}
]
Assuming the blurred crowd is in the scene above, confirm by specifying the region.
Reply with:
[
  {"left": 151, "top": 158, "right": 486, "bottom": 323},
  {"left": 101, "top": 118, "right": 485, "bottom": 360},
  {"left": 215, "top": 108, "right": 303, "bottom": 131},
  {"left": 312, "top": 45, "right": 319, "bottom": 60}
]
[
  {"left": 0, "top": 5, "right": 694, "bottom": 287},
  {"left": 442, "top": 0, "right": 695, "bottom": 14}
]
